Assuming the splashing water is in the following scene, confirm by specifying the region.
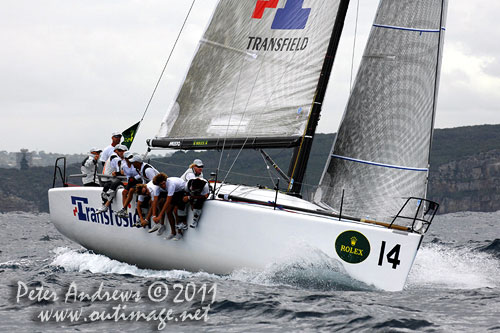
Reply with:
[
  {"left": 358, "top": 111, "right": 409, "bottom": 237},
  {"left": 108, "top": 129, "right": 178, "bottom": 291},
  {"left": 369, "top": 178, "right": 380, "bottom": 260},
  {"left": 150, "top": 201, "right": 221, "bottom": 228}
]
[{"left": 407, "top": 243, "right": 499, "bottom": 290}]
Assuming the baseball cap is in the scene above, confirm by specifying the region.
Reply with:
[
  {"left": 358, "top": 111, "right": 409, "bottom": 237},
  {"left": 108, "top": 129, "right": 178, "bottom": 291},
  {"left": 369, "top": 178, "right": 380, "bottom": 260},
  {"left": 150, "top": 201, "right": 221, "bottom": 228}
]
[
  {"left": 112, "top": 131, "right": 122, "bottom": 137},
  {"left": 193, "top": 159, "right": 204, "bottom": 167},
  {"left": 129, "top": 155, "right": 143, "bottom": 163},
  {"left": 123, "top": 151, "right": 133, "bottom": 159},
  {"left": 114, "top": 144, "right": 128, "bottom": 151},
  {"left": 90, "top": 147, "right": 102, "bottom": 153}
]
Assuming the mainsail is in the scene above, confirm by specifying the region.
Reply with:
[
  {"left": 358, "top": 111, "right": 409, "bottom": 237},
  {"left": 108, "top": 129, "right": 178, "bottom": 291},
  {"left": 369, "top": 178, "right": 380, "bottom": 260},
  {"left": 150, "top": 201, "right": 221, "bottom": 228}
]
[
  {"left": 150, "top": 0, "right": 347, "bottom": 150},
  {"left": 316, "top": 0, "right": 448, "bottom": 223}
]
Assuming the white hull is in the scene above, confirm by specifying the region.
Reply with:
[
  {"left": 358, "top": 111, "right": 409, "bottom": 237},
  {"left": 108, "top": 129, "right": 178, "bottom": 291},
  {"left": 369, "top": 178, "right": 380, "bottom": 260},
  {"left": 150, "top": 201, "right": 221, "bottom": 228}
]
[{"left": 49, "top": 186, "right": 423, "bottom": 291}]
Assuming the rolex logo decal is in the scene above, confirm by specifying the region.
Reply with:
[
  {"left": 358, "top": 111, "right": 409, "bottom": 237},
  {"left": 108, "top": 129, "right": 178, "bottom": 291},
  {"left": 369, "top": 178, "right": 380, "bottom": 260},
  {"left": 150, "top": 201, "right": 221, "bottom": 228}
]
[{"left": 335, "top": 230, "right": 371, "bottom": 264}]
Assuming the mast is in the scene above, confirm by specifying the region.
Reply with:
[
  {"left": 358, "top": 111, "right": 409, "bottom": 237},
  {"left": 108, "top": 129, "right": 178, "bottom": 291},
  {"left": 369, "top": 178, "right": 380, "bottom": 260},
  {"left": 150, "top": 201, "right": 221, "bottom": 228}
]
[{"left": 287, "top": 0, "right": 350, "bottom": 195}]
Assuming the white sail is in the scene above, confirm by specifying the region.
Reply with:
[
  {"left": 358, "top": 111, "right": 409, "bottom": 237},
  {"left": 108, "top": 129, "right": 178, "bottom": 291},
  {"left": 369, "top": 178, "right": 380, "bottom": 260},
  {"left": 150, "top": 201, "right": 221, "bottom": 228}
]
[
  {"left": 154, "top": 0, "right": 344, "bottom": 146},
  {"left": 316, "top": 0, "right": 448, "bottom": 223}
]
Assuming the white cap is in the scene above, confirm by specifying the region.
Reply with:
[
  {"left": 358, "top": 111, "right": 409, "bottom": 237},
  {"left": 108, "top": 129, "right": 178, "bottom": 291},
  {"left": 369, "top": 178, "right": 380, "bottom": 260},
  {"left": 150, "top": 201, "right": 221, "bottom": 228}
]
[
  {"left": 129, "top": 155, "right": 143, "bottom": 163},
  {"left": 112, "top": 131, "right": 122, "bottom": 137},
  {"left": 123, "top": 151, "right": 133, "bottom": 159},
  {"left": 193, "top": 159, "right": 204, "bottom": 167},
  {"left": 114, "top": 144, "right": 128, "bottom": 151},
  {"left": 90, "top": 147, "right": 102, "bottom": 153}
]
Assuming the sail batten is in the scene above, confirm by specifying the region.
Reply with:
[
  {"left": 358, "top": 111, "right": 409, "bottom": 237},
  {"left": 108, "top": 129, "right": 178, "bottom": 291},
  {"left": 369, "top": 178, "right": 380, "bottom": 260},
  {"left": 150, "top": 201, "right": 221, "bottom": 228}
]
[
  {"left": 316, "top": 0, "right": 448, "bottom": 223},
  {"left": 331, "top": 154, "right": 429, "bottom": 172},
  {"left": 151, "top": 0, "right": 345, "bottom": 148}
]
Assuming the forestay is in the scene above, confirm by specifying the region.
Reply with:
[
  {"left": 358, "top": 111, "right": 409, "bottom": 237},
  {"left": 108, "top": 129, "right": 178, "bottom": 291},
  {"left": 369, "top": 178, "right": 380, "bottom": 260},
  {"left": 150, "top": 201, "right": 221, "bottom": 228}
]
[
  {"left": 316, "top": 0, "right": 448, "bottom": 223},
  {"left": 152, "top": 0, "right": 344, "bottom": 149}
]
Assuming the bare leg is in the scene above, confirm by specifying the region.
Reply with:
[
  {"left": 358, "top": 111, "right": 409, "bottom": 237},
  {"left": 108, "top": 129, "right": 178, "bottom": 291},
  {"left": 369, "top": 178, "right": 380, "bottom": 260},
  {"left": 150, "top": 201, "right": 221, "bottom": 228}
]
[{"left": 166, "top": 205, "right": 176, "bottom": 236}]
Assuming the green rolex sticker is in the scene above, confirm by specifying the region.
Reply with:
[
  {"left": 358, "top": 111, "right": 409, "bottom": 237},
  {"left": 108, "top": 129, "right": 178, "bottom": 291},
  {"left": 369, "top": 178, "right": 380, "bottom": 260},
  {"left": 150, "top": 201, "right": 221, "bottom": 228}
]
[{"left": 335, "top": 230, "right": 371, "bottom": 264}]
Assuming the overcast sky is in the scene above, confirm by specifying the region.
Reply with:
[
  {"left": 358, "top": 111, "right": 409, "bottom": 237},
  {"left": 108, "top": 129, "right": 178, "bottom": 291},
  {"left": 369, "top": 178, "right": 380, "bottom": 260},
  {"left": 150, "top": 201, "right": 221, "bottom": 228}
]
[{"left": 1, "top": 0, "right": 498, "bottom": 154}]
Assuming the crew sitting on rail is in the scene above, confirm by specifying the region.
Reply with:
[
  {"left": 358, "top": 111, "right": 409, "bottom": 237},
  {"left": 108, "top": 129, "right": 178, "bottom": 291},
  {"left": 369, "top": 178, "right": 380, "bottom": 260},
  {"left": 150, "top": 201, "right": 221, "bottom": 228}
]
[
  {"left": 96, "top": 144, "right": 127, "bottom": 214},
  {"left": 135, "top": 176, "right": 167, "bottom": 230},
  {"left": 183, "top": 177, "right": 210, "bottom": 228},
  {"left": 151, "top": 173, "right": 187, "bottom": 241},
  {"left": 115, "top": 151, "right": 142, "bottom": 220},
  {"left": 128, "top": 155, "right": 159, "bottom": 183}
]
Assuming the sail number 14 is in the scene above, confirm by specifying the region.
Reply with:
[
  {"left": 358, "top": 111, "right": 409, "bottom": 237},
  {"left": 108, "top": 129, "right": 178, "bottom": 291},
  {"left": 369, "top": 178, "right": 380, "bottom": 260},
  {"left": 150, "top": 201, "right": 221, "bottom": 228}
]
[{"left": 378, "top": 241, "right": 401, "bottom": 269}]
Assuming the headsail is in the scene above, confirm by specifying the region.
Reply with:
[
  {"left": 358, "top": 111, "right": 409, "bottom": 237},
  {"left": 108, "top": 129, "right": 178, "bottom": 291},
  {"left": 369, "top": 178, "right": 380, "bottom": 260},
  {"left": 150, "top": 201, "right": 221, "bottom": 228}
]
[
  {"left": 150, "top": 0, "right": 347, "bottom": 150},
  {"left": 316, "top": 0, "right": 448, "bottom": 223}
]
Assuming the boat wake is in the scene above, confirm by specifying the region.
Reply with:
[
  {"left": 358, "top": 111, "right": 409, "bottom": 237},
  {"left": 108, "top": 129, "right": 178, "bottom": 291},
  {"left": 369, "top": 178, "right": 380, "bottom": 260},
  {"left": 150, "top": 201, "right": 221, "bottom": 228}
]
[
  {"left": 50, "top": 239, "right": 500, "bottom": 292},
  {"left": 228, "top": 249, "right": 374, "bottom": 291},
  {"left": 407, "top": 241, "right": 500, "bottom": 290},
  {"left": 50, "top": 247, "right": 218, "bottom": 280},
  {"left": 49, "top": 246, "right": 373, "bottom": 291}
]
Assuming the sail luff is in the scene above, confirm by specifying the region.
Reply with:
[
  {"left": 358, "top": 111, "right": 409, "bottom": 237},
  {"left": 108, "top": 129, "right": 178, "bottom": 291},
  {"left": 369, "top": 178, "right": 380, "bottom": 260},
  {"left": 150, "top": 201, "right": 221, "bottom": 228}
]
[{"left": 424, "top": 0, "right": 448, "bottom": 199}]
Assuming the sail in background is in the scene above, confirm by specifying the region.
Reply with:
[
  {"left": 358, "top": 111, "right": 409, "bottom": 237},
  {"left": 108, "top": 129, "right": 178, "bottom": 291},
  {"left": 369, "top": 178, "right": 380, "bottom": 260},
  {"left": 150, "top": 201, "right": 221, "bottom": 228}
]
[
  {"left": 156, "top": 0, "right": 344, "bottom": 141},
  {"left": 316, "top": 0, "right": 448, "bottom": 223}
]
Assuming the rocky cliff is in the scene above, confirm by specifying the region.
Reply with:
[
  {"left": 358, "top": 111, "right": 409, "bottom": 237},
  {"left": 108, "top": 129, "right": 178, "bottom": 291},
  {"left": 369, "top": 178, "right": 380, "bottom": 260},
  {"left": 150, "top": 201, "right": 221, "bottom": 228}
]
[{"left": 429, "top": 149, "right": 500, "bottom": 214}]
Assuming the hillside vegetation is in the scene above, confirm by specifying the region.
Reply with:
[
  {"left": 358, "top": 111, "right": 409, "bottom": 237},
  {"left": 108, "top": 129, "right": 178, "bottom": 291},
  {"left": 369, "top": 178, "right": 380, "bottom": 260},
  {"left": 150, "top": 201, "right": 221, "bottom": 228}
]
[{"left": 1, "top": 124, "right": 500, "bottom": 214}]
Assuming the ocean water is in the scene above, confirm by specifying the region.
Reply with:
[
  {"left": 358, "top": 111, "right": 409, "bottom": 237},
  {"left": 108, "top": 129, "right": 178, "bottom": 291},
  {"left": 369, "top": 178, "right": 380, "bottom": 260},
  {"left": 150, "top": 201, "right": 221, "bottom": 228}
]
[{"left": 0, "top": 211, "right": 499, "bottom": 332}]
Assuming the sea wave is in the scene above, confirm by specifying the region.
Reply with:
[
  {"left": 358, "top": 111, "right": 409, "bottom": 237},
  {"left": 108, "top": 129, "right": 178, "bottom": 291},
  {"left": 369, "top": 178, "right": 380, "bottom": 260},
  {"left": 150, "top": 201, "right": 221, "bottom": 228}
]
[
  {"left": 407, "top": 242, "right": 500, "bottom": 289},
  {"left": 476, "top": 238, "right": 500, "bottom": 258}
]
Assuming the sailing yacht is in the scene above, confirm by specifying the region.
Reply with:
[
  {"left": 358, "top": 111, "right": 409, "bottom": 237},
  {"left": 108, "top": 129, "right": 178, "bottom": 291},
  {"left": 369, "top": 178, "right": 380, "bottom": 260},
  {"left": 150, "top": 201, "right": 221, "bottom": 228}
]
[{"left": 49, "top": 0, "right": 448, "bottom": 291}]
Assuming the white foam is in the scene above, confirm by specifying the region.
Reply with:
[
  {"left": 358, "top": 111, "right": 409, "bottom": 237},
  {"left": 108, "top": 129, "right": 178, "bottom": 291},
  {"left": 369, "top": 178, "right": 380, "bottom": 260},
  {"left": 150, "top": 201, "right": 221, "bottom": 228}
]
[
  {"left": 0, "top": 259, "right": 32, "bottom": 268},
  {"left": 50, "top": 246, "right": 368, "bottom": 291},
  {"left": 228, "top": 247, "right": 371, "bottom": 291},
  {"left": 50, "top": 247, "right": 217, "bottom": 280},
  {"left": 407, "top": 243, "right": 499, "bottom": 290}
]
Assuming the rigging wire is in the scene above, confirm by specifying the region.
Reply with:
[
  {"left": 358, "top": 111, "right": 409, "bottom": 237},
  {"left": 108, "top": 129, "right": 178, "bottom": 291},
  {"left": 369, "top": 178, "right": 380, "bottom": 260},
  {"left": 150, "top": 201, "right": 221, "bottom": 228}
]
[
  {"left": 216, "top": 57, "right": 245, "bottom": 179},
  {"left": 219, "top": 48, "right": 268, "bottom": 175},
  {"left": 260, "top": 152, "right": 278, "bottom": 187},
  {"left": 219, "top": 137, "right": 249, "bottom": 186},
  {"left": 349, "top": 0, "right": 361, "bottom": 91},
  {"left": 136, "top": 0, "right": 197, "bottom": 143}
]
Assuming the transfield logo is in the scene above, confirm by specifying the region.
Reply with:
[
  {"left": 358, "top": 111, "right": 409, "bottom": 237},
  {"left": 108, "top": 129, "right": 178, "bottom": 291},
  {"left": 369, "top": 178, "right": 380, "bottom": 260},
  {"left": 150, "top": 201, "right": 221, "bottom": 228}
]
[
  {"left": 71, "top": 195, "right": 139, "bottom": 228},
  {"left": 252, "top": 0, "right": 311, "bottom": 30}
]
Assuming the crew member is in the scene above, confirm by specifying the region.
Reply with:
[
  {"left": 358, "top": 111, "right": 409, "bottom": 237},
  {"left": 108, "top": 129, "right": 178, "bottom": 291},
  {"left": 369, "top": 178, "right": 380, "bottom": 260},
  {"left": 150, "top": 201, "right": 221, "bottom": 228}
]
[
  {"left": 180, "top": 159, "right": 204, "bottom": 181},
  {"left": 96, "top": 144, "right": 127, "bottom": 214},
  {"left": 81, "top": 147, "right": 102, "bottom": 186},
  {"left": 100, "top": 132, "right": 122, "bottom": 166},
  {"left": 152, "top": 173, "right": 187, "bottom": 241}
]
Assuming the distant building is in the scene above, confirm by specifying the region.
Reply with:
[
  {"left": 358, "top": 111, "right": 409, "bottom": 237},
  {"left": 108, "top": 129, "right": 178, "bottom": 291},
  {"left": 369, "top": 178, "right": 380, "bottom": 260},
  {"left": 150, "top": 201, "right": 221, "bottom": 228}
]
[{"left": 17, "top": 149, "right": 32, "bottom": 170}]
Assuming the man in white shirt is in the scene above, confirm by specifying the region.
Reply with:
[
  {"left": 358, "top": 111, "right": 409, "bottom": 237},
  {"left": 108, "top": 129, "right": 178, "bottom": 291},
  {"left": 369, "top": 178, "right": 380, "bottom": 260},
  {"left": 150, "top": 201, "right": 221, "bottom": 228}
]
[
  {"left": 96, "top": 144, "right": 127, "bottom": 214},
  {"left": 99, "top": 132, "right": 122, "bottom": 166},
  {"left": 135, "top": 179, "right": 167, "bottom": 230},
  {"left": 128, "top": 155, "right": 159, "bottom": 183},
  {"left": 151, "top": 173, "right": 187, "bottom": 240},
  {"left": 116, "top": 151, "right": 142, "bottom": 219},
  {"left": 81, "top": 147, "right": 102, "bottom": 186}
]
